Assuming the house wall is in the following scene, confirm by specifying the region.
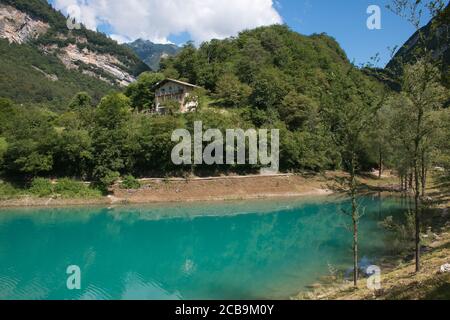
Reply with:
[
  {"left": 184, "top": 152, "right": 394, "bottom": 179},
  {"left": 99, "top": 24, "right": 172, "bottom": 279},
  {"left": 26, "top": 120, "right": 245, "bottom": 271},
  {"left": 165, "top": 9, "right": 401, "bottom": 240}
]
[{"left": 155, "top": 81, "right": 197, "bottom": 113}]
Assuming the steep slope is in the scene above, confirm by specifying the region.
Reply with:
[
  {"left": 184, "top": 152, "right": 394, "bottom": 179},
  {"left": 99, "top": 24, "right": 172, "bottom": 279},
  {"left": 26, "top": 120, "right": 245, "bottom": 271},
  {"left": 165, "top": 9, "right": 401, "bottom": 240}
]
[
  {"left": 0, "top": 0, "right": 149, "bottom": 109},
  {"left": 160, "top": 25, "right": 381, "bottom": 105},
  {"left": 126, "top": 39, "right": 180, "bottom": 71},
  {"left": 386, "top": 4, "right": 449, "bottom": 87}
]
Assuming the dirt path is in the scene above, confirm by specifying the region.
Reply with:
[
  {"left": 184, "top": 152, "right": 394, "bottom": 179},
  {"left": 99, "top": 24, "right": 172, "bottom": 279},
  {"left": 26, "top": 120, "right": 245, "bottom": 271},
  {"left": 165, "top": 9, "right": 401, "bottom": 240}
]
[{"left": 112, "top": 174, "right": 333, "bottom": 204}]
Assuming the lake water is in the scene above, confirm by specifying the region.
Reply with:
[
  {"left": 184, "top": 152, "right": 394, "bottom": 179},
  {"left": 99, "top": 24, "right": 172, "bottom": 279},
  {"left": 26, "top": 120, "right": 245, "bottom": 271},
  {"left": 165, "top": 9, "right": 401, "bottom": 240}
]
[{"left": 0, "top": 195, "right": 409, "bottom": 300}]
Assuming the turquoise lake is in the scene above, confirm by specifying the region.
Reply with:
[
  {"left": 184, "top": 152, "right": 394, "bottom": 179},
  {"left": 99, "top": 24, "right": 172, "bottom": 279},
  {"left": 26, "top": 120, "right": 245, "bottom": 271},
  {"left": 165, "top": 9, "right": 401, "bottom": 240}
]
[{"left": 0, "top": 195, "right": 409, "bottom": 300}]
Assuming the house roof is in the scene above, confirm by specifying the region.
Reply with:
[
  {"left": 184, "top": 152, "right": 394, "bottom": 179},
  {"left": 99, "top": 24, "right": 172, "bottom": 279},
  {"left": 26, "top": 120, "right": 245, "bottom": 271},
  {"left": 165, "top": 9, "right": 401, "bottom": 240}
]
[{"left": 155, "top": 78, "right": 201, "bottom": 89}]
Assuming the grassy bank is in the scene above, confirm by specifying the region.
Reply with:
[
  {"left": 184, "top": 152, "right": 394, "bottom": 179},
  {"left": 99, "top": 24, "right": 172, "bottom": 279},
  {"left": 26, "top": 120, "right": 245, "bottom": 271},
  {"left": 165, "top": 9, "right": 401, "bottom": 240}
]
[
  {"left": 0, "top": 178, "right": 103, "bottom": 202},
  {"left": 297, "top": 226, "right": 450, "bottom": 300},
  {"left": 296, "top": 172, "right": 450, "bottom": 301},
  {"left": 0, "top": 171, "right": 447, "bottom": 209}
]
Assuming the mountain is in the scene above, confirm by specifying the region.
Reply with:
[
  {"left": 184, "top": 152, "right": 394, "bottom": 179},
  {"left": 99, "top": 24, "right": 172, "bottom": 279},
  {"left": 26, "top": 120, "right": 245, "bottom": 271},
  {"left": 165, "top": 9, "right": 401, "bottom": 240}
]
[
  {"left": 126, "top": 39, "right": 180, "bottom": 71},
  {"left": 159, "top": 24, "right": 383, "bottom": 97},
  {"left": 386, "top": 4, "right": 449, "bottom": 87},
  {"left": 0, "top": 0, "right": 149, "bottom": 109}
]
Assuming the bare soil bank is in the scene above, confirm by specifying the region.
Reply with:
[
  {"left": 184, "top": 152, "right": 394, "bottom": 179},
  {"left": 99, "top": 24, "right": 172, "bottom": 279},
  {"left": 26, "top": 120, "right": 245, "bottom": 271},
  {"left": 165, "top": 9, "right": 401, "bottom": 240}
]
[
  {"left": 0, "top": 172, "right": 399, "bottom": 208},
  {"left": 112, "top": 174, "right": 334, "bottom": 204}
]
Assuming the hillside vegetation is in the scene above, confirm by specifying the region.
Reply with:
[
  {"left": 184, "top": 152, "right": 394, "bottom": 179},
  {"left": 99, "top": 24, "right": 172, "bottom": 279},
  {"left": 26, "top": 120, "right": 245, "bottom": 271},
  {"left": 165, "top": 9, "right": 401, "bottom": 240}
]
[
  {"left": 0, "top": 20, "right": 448, "bottom": 204},
  {"left": 0, "top": 0, "right": 149, "bottom": 109}
]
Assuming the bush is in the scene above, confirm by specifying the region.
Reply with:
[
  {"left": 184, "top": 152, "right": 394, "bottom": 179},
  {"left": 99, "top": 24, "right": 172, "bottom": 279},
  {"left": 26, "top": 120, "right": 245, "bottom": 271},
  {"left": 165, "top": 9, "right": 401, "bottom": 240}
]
[
  {"left": 0, "top": 181, "right": 22, "bottom": 200},
  {"left": 120, "top": 175, "right": 141, "bottom": 190},
  {"left": 28, "top": 177, "right": 102, "bottom": 198},
  {"left": 54, "top": 178, "right": 102, "bottom": 198},
  {"left": 98, "top": 171, "right": 120, "bottom": 190},
  {"left": 29, "top": 178, "right": 54, "bottom": 197}
]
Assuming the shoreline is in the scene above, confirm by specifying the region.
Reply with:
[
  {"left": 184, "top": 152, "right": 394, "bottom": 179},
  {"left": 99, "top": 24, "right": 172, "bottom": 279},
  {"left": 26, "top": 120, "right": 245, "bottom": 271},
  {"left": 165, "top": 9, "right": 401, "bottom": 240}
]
[
  {"left": 296, "top": 223, "right": 450, "bottom": 300},
  {"left": 0, "top": 172, "right": 400, "bottom": 209},
  {"left": 0, "top": 188, "right": 334, "bottom": 209}
]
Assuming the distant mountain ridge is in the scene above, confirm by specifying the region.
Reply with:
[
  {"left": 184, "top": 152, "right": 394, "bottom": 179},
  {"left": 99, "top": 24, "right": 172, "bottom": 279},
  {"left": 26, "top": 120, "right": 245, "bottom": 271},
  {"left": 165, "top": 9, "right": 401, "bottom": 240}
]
[{"left": 126, "top": 39, "right": 180, "bottom": 71}]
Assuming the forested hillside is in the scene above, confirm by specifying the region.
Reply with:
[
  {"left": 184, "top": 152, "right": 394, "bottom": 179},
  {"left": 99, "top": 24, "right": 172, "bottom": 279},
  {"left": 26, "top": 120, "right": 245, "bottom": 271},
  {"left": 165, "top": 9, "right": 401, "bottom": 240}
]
[
  {"left": 0, "top": 24, "right": 390, "bottom": 185},
  {"left": 0, "top": 15, "right": 448, "bottom": 204},
  {"left": 0, "top": 0, "right": 149, "bottom": 109}
]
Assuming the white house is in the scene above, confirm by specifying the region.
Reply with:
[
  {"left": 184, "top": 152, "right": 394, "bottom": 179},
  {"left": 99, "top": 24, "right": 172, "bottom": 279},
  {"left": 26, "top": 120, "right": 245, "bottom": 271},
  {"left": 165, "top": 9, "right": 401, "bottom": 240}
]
[{"left": 154, "top": 78, "right": 201, "bottom": 114}]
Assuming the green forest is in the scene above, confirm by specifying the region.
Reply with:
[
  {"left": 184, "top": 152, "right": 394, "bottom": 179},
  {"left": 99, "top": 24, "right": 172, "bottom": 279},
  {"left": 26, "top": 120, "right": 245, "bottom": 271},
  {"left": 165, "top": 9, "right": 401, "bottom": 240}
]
[
  {"left": 1, "top": 20, "right": 448, "bottom": 188},
  {"left": 0, "top": 0, "right": 149, "bottom": 110}
]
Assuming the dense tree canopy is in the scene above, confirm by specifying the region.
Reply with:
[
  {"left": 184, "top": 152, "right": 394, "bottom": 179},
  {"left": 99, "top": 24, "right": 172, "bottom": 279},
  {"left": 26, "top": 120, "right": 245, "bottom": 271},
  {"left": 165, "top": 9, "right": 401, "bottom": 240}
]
[{"left": 0, "top": 24, "right": 448, "bottom": 194}]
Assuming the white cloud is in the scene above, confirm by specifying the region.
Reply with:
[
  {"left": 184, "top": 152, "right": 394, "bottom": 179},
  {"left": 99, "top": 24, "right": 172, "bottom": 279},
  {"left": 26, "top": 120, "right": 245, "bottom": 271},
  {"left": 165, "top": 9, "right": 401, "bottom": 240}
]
[{"left": 52, "top": 0, "right": 283, "bottom": 44}]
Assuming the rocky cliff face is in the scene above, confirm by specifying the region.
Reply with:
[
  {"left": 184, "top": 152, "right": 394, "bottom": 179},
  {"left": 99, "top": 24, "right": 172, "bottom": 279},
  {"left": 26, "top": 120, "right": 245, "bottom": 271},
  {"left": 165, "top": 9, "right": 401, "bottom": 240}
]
[
  {"left": 0, "top": 4, "right": 49, "bottom": 44},
  {"left": 0, "top": 3, "right": 141, "bottom": 86},
  {"left": 42, "top": 40, "right": 136, "bottom": 86}
]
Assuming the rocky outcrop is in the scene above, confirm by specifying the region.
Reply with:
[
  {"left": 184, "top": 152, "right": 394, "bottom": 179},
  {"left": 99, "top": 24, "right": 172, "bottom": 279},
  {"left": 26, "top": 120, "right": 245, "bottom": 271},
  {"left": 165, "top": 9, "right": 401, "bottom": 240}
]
[
  {"left": 0, "top": 4, "right": 49, "bottom": 44},
  {"left": 0, "top": 4, "right": 136, "bottom": 86},
  {"left": 46, "top": 42, "right": 135, "bottom": 86}
]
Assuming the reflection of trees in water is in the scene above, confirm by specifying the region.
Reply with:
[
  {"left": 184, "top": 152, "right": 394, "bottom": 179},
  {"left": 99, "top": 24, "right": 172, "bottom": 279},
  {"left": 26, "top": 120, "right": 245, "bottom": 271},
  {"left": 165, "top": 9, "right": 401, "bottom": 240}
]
[{"left": 0, "top": 196, "right": 409, "bottom": 299}]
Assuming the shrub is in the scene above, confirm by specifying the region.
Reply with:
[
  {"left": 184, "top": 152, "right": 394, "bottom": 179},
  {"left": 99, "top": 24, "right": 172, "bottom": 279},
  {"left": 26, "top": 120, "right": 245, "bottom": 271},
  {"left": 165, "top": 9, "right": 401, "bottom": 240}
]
[
  {"left": 54, "top": 178, "right": 102, "bottom": 198},
  {"left": 0, "top": 181, "right": 22, "bottom": 200},
  {"left": 120, "top": 175, "right": 141, "bottom": 190},
  {"left": 29, "top": 178, "right": 54, "bottom": 197},
  {"left": 98, "top": 170, "right": 120, "bottom": 191}
]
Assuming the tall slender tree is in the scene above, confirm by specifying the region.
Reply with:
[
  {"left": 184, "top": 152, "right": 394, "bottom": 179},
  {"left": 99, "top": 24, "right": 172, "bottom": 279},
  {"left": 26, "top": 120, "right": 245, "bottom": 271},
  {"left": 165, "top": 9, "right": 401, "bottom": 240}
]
[
  {"left": 394, "top": 61, "right": 446, "bottom": 271},
  {"left": 322, "top": 69, "right": 385, "bottom": 287},
  {"left": 388, "top": 0, "right": 448, "bottom": 272}
]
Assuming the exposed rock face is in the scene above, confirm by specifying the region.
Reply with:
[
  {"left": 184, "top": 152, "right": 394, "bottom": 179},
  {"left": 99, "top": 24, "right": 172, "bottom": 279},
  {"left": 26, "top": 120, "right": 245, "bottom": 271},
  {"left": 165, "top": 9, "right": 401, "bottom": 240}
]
[
  {"left": 0, "top": 5, "right": 49, "bottom": 44},
  {"left": 52, "top": 42, "right": 135, "bottom": 86},
  {"left": 0, "top": 4, "right": 136, "bottom": 86}
]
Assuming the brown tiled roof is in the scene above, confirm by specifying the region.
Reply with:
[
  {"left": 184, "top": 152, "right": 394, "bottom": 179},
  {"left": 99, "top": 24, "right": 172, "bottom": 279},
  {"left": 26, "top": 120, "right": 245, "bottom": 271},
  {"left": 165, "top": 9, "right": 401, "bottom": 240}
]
[{"left": 155, "top": 78, "right": 201, "bottom": 89}]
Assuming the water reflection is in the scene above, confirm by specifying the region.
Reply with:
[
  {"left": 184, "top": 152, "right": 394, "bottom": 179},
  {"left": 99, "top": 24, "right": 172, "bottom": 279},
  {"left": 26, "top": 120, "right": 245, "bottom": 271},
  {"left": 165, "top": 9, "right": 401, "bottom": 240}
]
[{"left": 0, "top": 196, "right": 408, "bottom": 300}]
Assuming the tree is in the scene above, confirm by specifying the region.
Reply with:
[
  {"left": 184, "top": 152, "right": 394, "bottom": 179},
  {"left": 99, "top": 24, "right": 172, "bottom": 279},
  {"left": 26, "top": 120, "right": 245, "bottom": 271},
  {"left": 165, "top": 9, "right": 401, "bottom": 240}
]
[
  {"left": 69, "top": 92, "right": 93, "bottom": 110},
  {"left": 172, "top": 42, "right": 198, "bottom": 84},
  {"left": 250, "top": 67, "right": 291, "bottom": 111},
  {"left": 215, "top": 73, "right": 252, "bottom": 108},
  {"left": 0, "top": 137, "right": 8, "bottom": 170},
  {"left": 322, "top": 69, "right": 384, "bottom": 287},
  {"left": 125, "top": 72, "right": 165, "bottom": 111},
  {"left": 91, "top": 93, "right": 132, "bottom": 188},
  {"left": 279, "top": 91, "right": 318, "bottom": 131},
  {"left": 1, "top": 105, "right": 57, "bottom": 177},
  {"left": 387, "top": 0, "right": 448, "bottom": 272},
  {"left": 364, "top": 105, "right": 394, "bottom": 179},
  {"left": 163, "top": 99, "right": 182, "bottom": 116},
  {"left": 394, "top": 60, "right": 446, "bottom": 272}
]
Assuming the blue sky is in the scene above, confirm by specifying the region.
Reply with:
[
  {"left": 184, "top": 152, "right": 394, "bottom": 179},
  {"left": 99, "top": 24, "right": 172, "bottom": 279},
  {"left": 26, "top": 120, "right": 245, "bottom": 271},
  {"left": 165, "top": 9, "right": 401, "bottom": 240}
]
[
  {"left": 274, "top": 0, "right": 435, "bottom": 67},
  {"left": 48, "top": 0, "right": 445, "bottom": 67}
]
